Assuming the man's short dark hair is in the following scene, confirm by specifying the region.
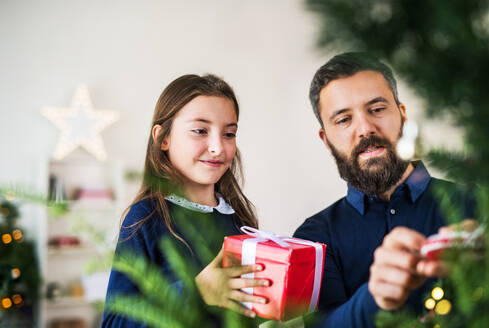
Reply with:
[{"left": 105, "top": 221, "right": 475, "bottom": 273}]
[{"left": 310, "top": 52, "right": 400, "bottom": 126}]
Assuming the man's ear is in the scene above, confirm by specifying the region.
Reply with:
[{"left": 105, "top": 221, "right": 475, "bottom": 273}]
[
  {"left": 318, "top": 127, "right": 331, "bottom": 152},
  {"left": 398, "top": 103, "right": 408, "bottom": 123},
  {"left": 152, "top": 124, "right": 170, "bottom": 151}
]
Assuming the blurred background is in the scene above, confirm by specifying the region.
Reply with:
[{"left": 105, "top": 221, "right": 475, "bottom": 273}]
[{"left": 0, "top": 0, "right": 465, "bottom": 327}]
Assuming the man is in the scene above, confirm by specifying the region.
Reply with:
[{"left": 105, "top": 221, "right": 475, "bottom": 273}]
[{"left": 293, "top": 52, "right": 473, "bottom": 327}]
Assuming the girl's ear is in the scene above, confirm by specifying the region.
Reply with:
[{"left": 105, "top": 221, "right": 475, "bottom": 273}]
[
  {"left": 152, "top": 124, "right": 170, "bottom": 151},
  {"left": 160, "top": 137, "right": 169, "bottom": 151}
]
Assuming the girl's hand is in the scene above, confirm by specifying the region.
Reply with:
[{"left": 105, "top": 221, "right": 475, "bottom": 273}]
[{"left": 195, "top": 248, "right": 269, "bottom": 318}]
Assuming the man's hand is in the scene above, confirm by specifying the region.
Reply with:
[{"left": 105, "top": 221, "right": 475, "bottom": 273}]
[
  {"left": 368, "top": 227, "right": 427, "bottom": 310},
  {"left": 195, "top": 248, "right": 269, "bottom": 318},
  {"left": 437, "top": 218, "right": 478, "bottom": 235},
  {"left": 417, "top": 219, "right": 479, "bottom": 276}
]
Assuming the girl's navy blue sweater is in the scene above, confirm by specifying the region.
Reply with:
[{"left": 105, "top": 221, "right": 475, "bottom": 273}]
[{"left": 101, "top": 198, "right": 243, "bottom": 327}]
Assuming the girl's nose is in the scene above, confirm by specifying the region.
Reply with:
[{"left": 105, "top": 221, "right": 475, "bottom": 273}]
[{"left": 208, "top": 135, "right": 223, "bottom": 155}]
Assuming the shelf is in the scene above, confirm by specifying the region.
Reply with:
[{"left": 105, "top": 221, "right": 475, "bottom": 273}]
[
  {"left": 42, "top": 155, "right": 123, "bottom": 328},
  {"left": 44, "top": 296, "right": 91, "bottom": 309},
  {"left": 47, "top": 245, "right": 97, "bottom": 257}
]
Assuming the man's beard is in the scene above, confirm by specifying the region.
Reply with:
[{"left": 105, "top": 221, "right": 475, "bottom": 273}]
[{"left": 327, "top": 134, "right": 409, "bottom": 196}]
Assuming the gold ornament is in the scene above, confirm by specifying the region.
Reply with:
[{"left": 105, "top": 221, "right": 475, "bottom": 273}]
[
  {"left": 435, "top": 299, "right": 452, "bottom": 315},
  {"left": 11, "top": 268, "right": 21, "bottom": 279},
  {"left": 41, "top": 84, "right": 119, "bottom": 161},
  {"left": 2, "top": 233, "right": 12, "bottom": 244},
  {"left": 1, "top": 298, "right": 12, "bottom": 309},
  {"left": 432, "top": 287, "right": 444, "bottom": 301},
  {"left": 425, "top": 298, "right": 436, "bottom": 310},
  {"left": 12, "top": 229, "right": 23, "bottom": 241},
  {"left": 12, "top": 294, "right": 22, "bottom": 305}
]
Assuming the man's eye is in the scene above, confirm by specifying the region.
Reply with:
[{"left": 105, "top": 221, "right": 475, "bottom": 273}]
[
  {"left": 192, "top": 129, "right": 207, "bottom": 135},
  {"left": 370, "top": 107, "right": 385, "bottom": 114},
  {"left": 336, "top": 117, "right": 350, "bottom": 125}
]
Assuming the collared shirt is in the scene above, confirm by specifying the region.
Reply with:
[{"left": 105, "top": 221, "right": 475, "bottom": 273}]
[
  {"left": 294, "top": 162, "right": 473, "bottom": 328},
  {"left": 165, "top": 193, "right": 235, "bottom": 214}
]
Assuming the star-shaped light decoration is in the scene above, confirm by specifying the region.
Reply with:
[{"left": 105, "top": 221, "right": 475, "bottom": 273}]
[{"left": 42, "top": 84, "right": 119, "bottom": 161}]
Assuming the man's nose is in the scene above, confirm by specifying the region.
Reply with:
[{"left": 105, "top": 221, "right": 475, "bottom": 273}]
[
  {"left": 355, "top": 114, "right": 376, "bottom": 139},
  {"left": 208, "top": 134, "right": 223, "bottom": 155}
]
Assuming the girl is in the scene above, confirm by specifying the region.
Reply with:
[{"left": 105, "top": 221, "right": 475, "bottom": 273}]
[{"left": 102, "top": 74, "right": 269, "bottom": 327}]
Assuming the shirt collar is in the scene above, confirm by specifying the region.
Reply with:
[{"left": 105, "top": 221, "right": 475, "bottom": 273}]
[
  {"left": 165, "top": 193, "right": 235, "bottom": 215},
  {"left": 346, "top": 161, "right": 431, "bottom": 215},
  {"left": 403, "top": 161, "right": 431, "bottom": 202}
]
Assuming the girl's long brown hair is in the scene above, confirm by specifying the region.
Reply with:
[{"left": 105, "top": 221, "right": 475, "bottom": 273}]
[{"left": 123, "top": 74, "right": 258, "bottom": 249}]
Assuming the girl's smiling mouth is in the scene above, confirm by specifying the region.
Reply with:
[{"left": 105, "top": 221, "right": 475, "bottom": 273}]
[{"left": 199, "top": 159, "right": 224, "bottom": 167}]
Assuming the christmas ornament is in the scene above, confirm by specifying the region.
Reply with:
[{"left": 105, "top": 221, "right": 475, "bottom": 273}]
[
  {"left": 1, "top": 297, "right": 12, "bottom": 309},
  {"left": 41, "top": 84, "right": 119, "bottom": 161},
  {"left": 421, "top": 225, "right": 486, "bottom": 260},
  {"left": 397, "top": 120, "right": 418, "bottom": 160},
  {"left": 425, "top": 286, "right": 452, "bottom": 316}
]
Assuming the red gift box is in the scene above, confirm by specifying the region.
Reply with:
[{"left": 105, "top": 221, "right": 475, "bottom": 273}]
[{"left": 222, "top": 227, "right": 326, "bottom": 321}]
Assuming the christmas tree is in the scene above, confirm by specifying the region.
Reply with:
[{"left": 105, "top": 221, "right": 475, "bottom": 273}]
[
  {"left": 0, "top": 196, "right": 41, "bottom": 327},
  {"left": 305, "top": 0, "right": 489, "bottom": 327}
]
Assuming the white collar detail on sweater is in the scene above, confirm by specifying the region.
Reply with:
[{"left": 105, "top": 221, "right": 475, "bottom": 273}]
[{"left": 165, "top": 193, "right": 235, "bottom": 215}]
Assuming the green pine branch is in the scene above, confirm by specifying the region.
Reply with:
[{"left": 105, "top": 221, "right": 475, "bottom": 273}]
[
  {"left": 107, "top": 295, "right": 193, "bottom": 328},
  {"left": 107, "top": 234, "right": 261, "bottom": 328}
]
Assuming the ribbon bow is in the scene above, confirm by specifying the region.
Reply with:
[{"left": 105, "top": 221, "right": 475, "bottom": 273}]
[{"left": 240, "top": 226, "right": 290, "bottom": 248}]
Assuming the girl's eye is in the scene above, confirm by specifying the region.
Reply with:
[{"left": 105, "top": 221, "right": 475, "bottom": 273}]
[
  {"left": 192, "top": 129, "right": 207, "bottom": 135},
  {"left": 224, "top": 132, "right": 236, "bottom": 138}
]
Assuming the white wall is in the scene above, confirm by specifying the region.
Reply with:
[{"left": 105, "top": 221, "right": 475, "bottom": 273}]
[{"left": 0, "top": 0, "right": 462, "bottom": 238}]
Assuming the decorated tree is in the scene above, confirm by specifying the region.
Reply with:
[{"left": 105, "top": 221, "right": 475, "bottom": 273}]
[
  {"left": 0, "top": 196, "right": 41, "bottom": 326},
  {"left": 305, "top": 0, "right": 489, "bottom": 327}
]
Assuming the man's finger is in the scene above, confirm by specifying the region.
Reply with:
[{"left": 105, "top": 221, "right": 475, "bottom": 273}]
[
  {"left": 417, "top": 259, "right": 450, "bottom": 277},
  {"left": 370, "top": 264, "right": 423, "bottom": 290},
  {"left": 373, "top": 247, "right": 421, "bottom": 272},
  {"left": 382, "top": 227, "right": 426, "bottom": 252},
  {"left": 439, "top": 219, "right": 478, "bottom": 235},
  {"left": 369, "top": 279, "right": 408, "bottom": 302}
]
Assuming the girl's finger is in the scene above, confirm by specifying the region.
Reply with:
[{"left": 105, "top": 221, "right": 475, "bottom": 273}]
[
  {"left": 224, "top": 264, "right": 263, "bottom": 277},
  {"left": 228, "top": 277, "right": 270, "bottom": 289},
  {"left": 209, "top": 247, "right": 224, "bottom": 267},
  {"left": 224, "top": 300, "right": 256, "bottom": 318},
  {"left": 229, "top": 290, "right": 268, "bottom": 304}
]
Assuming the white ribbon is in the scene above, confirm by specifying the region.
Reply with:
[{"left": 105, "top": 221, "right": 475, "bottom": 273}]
[{"left": 239, "top": 226, "right": 324, "bottom": 312}]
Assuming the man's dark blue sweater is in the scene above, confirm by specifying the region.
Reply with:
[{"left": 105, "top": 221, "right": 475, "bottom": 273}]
[{"left": 293, "top": 162, "right": 473, "bottom": 328}]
